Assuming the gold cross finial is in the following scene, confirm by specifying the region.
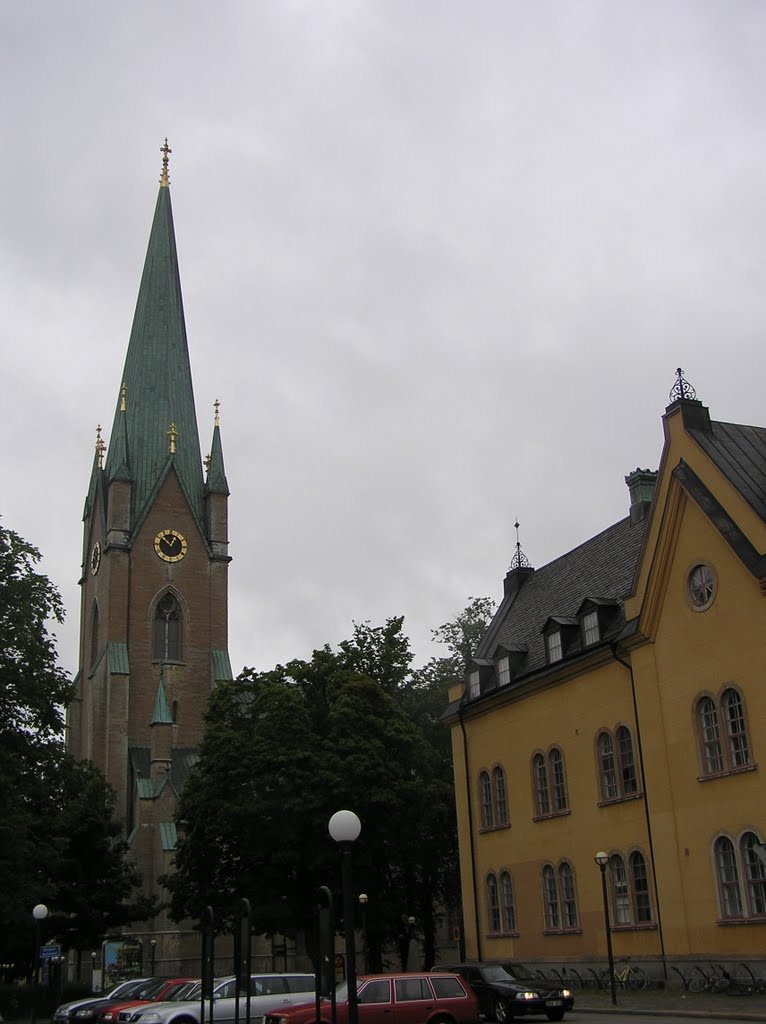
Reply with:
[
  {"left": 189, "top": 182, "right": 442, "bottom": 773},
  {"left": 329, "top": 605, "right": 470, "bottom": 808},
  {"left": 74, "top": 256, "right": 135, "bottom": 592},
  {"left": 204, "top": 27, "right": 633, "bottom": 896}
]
[
  {"left": 214, "top": 398, "right": 220, "bottom": 427},
  {"left": 160, "top": 138, "right": 172, "bottom": 187},
  {"left": 95, "top": 424, "right": 106, "bottom": 468},
  {"left": 168, "top": 422, "right": 178, "bottom": 454},
  {"left": 120, "top": 382, "right": 127, "bottom": 412}
]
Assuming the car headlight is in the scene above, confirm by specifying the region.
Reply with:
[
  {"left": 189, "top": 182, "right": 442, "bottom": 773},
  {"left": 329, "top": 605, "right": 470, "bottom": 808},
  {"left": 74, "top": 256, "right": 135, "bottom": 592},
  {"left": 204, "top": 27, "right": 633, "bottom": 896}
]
[
  {"left": 561, "top": 989, "right": 572, "bottom": 998},
  {"left": 517, "top": 992, "right": 539, "bottom": 1000},
  {"left": 134, "top": 1014, "right": 161, "bottom": 1023}
]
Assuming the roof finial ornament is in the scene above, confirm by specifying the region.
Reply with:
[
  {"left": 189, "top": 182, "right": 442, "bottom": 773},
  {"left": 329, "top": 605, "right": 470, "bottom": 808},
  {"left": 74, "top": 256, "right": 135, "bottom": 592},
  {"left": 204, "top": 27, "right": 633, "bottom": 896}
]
[
  {"left": 204, "top": 453, "right": 212, "bottom": 472},
  {"left": 214, "top": 398, "right": 220, "bottom": 427},
  {"left": 168, "top": 422, "right": 178, "bottom": 455},
  {"left": 95, "top": 424, "right": 106, "bottom": 468},
  {"left": 509, "top": 518, "right": 531, "bottom": 571},
  {"left": 669, "top": 367, "right": 696, "bottom": 404},
  {"left": 160, "top": 138, "right": 172, "bottom": 187},
  {"left": 120, "top": 382, "right": 127, "bottom": 412}
]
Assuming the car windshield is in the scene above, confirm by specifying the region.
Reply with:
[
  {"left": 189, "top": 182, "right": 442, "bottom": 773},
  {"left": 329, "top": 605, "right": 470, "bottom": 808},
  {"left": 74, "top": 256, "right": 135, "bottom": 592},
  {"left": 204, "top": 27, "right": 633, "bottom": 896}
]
[
  {"left": 167, "top": 985, "right": 198, "bottom": 1001},
  {"left": 479, "top": 966, "right": 516, "bottom": 983},
  {"left": 500, "top": 963, "right": 537, "bottom": 982}
]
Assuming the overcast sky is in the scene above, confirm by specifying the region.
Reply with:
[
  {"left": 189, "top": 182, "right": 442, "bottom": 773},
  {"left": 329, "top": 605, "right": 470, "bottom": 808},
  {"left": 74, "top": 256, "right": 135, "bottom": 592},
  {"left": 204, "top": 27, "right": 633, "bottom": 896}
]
[{"left": 3, "top": 1, "right": 766, "bottom": 679}]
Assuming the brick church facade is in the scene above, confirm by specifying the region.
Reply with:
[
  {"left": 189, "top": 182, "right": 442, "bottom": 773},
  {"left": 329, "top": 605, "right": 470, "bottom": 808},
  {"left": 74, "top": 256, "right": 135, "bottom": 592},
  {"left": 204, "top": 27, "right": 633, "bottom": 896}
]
[{"left": 67, "top": 144, "right": 233, "bottom": 967}]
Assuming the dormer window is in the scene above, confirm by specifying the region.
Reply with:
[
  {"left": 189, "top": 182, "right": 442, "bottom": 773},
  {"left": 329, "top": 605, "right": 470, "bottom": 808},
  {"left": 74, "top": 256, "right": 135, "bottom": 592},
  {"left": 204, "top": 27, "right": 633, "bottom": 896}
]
[
  {"left": 582, "top": 610, "right": 600, "bottom": 646},
  {"left": 469, "top": 670, "right": 480, "bottom": 698},
  {"left": 497, "top": 656, "right": 511, "bottom": 687},
  {"left": 546, "top": 631, "right": 563, "bottom": 664}
]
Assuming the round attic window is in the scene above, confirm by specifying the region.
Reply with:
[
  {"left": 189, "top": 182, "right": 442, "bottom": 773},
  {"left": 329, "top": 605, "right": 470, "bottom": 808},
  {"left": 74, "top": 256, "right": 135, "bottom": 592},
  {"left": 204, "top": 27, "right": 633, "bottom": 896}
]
[{"left": 687, "top": 563, "right": 716, "bottom": 610}]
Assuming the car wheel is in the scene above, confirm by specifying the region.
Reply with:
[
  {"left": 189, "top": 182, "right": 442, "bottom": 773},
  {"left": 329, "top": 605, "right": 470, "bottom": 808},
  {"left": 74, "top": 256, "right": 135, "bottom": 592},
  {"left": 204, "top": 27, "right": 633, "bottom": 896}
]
[
  {"left": 545, "top": 1012, "right": 565, "bottom": 1023},
  {"left": 429, "top": 1015, "right": 455, "bottom": 1024},
  {"left": 493, "top": 997, "right": 512, "bottom": 1022}
]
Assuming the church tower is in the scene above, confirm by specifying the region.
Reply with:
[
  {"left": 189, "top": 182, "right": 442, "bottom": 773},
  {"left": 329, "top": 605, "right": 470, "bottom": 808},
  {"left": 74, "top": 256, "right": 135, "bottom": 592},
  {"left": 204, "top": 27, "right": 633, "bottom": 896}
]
[{"left": 68, "top": 142, "right": 233, "bottom": 963}]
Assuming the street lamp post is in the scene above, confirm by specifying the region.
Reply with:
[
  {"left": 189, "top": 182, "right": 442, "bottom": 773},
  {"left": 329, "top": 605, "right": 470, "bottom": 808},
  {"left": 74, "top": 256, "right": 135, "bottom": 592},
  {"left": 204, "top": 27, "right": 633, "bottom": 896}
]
[
  {"left": 30, "top": 904, "right": 49, "bottom": 1024},
  {"left": 594, "top": 853, "right": 617, "bottom": 1006},
  {"left": 328, "top": 810, "right": 361, "bottom": 1024},
  {"left": 150, "top": 939, "right": 157, "bottom": 975},
  {"left": 358, "top": 895, "right": 368, "bottom": 973}
]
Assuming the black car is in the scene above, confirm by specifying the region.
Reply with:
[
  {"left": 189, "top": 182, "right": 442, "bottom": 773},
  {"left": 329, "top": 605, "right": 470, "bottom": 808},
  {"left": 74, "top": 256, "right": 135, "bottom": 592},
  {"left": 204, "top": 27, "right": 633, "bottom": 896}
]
[{"left": 433, "top": 962, "right": 573, "bottom": 1022}]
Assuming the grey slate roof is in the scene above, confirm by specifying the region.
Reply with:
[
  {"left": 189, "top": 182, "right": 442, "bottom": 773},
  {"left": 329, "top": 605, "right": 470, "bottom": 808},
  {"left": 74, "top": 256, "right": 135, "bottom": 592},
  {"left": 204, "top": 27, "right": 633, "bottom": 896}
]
[
  {"left": 689, "top": 420, "right": 766, "bottom": 523},
  {"left": 474, "top": 514, "right": 649, "bottom": 685}
]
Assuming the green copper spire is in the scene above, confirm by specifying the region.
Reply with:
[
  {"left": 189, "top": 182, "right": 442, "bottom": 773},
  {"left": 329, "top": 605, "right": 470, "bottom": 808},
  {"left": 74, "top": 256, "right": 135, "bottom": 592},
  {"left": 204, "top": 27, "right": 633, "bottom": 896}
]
[
  {"left": 151, "top": 673, "right": 173, "bottom": 725},
  {"left": 105, "top": 146, "right": 205, "bottom": 531},
  {"left": 205, "top": 399, "right": 230, "bottom": 496}
]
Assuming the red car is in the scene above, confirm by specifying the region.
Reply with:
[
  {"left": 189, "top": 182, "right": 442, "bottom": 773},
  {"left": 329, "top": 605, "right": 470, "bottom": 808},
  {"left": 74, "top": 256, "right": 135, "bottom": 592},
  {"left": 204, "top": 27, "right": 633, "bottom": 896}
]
[
  {"left": 97, "top": 979, "right": 199, "bottom": 1024},
  {"left": 264, "top": 973, "right": 479, "bottom": 1024}
]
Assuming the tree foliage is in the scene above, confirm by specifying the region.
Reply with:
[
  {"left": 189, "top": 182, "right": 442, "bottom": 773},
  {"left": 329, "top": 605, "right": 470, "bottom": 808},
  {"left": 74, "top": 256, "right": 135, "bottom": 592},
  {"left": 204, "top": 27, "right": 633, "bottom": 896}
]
[
  {"left": 0, "top": 522, "right": 153, "bottom": 972},
  {"left": 165, "top": 601, "right": 495, "bottom": 970}
]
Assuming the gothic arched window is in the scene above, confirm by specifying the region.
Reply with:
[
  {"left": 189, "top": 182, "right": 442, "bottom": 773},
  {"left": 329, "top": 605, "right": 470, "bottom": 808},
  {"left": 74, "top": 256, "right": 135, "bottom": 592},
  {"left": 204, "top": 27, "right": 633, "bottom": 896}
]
[{"left": 154, "top": 592, "right": 182, "bottom": 661}]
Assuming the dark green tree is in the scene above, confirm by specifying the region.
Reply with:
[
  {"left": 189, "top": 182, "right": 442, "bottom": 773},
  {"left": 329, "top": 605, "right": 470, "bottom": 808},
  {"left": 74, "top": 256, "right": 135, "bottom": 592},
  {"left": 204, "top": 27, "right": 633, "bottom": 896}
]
[
  {"left": 165, "top": 602, "right": 495, "bottom": 972},
  {"left": 0, "top": 522, "right": 154, "bottom": 972}
]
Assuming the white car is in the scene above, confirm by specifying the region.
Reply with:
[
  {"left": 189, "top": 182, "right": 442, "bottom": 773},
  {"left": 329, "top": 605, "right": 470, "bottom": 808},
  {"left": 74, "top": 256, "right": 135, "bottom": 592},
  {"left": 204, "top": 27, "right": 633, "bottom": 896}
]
[{"left": 120, "top": 975, "right": 316, "bottom": 1024}]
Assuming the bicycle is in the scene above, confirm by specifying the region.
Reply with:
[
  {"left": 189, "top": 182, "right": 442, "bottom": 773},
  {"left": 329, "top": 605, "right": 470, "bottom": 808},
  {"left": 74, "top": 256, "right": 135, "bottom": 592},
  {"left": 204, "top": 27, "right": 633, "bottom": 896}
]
[{"left": 600, "top": 958, "right": 650, "bottom": 991}]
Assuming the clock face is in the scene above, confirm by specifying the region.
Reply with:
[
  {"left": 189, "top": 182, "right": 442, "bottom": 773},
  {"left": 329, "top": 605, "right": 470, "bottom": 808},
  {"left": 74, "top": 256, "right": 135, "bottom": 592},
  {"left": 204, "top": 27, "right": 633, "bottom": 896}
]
[
  {"left": 90, "top": 542, "right": 101, "bottom": 575},
  {"left": 154, "top": 529, "right": 188, "bottom": 563}
]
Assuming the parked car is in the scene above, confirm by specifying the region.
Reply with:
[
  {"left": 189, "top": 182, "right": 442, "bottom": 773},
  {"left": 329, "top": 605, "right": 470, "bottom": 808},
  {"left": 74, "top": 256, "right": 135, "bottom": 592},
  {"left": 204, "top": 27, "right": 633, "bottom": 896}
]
[
  {"left": 99, "top": 979, "right": 199, "bottom": 1023},
  {"left": 432, "top": 963, "right": 573, "bottom": 1023},
  {"left": 121, "top": 974, "right": 316, "bottom": 1024},
  {"left": 72, "top": 980, "right": 198, "bottom": 1024},
  {"left": 54, "top": 981, "right": 154, "bottom": 1024},
  {"left": 263, "top": 972, "right": 479, "bottom": 1024}
]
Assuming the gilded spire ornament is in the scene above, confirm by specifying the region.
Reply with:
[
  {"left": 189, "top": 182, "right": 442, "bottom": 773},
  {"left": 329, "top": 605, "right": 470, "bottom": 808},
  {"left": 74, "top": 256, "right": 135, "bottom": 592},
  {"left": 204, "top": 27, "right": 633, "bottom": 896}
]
[
  {"left": 214, "top": 398, "right": 220, "bottom": 427},
  {"left": 160, "top": 138, "right": 172, "bottom": 187},
  {"left": 168, "top": 422, "right": 178, "bottom": 454},
  {"left": 204, "top": 453, "right": 212, "bottom": 472},
  {"left": 95, "top": 424, "right": 106, "bottom": 468},
  {"left": 120, "top": 382, "right": 127, "bottom": 412}
]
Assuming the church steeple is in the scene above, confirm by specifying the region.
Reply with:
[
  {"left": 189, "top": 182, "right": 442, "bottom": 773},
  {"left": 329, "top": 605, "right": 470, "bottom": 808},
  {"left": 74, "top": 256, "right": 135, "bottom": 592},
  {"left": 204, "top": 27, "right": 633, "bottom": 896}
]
[{"left": 105, "top": 142, "right": 205, "bottom": 533}]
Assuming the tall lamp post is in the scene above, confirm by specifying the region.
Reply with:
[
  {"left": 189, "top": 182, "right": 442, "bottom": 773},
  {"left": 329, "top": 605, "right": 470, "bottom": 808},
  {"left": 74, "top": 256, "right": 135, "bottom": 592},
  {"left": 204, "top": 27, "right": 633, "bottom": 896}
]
[
  {"left": 30, "top": 904, "right": 49, "bottom": 1024},
  {"left": 594, "top": 853, "right": 617, "bottom": 1006},
  {"left": 150, "top": 939, "right": 157, "bottom": 975},
  {"left": 358, "top": 895, "right": 368, "bottom": 973},
  {"left": 328, "top": 810, "right": 361, "bottom": 1024}
]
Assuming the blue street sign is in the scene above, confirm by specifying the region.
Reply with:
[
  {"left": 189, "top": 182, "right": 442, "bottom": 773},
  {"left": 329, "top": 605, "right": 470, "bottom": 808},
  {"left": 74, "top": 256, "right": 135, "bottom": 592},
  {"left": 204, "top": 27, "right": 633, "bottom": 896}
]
[{"left": 40, "top": 944, "right": 61, "bottom": 959}]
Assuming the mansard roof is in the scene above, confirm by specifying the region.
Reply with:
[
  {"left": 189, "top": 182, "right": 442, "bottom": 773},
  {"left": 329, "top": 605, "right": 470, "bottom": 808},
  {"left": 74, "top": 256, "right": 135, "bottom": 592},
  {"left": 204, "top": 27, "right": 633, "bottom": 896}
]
[{"left": 475, "top": 514, "right": 648, "bottom": 681}]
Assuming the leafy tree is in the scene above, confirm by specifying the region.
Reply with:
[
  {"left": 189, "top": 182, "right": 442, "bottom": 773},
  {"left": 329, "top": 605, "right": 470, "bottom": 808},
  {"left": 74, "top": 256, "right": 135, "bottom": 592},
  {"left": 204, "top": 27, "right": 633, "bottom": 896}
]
[
  {"left": 165, "top": 601, "right": 496, "bottom": 972},
  {"left": 0, "top": 522, "right": 154, "bottom": 972}
]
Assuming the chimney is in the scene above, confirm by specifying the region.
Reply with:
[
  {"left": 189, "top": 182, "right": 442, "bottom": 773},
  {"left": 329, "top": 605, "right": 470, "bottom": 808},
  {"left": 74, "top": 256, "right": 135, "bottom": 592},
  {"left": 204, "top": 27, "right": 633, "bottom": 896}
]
[{"left": 625, "top": 468, "right": 658, "bottom": 523}]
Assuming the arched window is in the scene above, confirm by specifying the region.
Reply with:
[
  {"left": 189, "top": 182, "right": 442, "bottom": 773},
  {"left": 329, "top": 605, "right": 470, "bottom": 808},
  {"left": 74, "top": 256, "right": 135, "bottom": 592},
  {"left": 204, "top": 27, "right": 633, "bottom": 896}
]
[
  {"left": 493, "top": 765, "right": 508, "bottom": 825},
  {"left": 154, "top": 592, "right": 182, "bottom": 661},
  {"left": 616, "top": 726, "right": 638, "bottom": 794},
  {"left": 90, "top": 603, "right": 100, "bottom": 667},
  {"left": 171, "top": 700, "right": 179, "bottom": 724},
  {"left": 542, "top": 864, "right": 559, "bottom": 930},
  {"left": 559, "top": 862, "right": 578, "bottom": 928},
  {"left": 740, "top": 832, "right": 766, "bottom": 917},
  {"left": 533, "top": 753, "right": 550, "bottom": 815},
  {"left": 486, "top": 873, "right": 501, "bottom": 932},
  {"left": 549, "top": 747, "right": 568, "bottom": 811},
  {"left": 598, "top": 732, "right": 617, "bottom": 800},
  {"left": 697, "top": 690, "right": 751, "bottom": 775},
  {"left": 722, "top": 689, "right": 750, "bottom": 768},
  {"left": 714, "top": 836, "right": 742, "bottom": 918},
  {"left": 500, "top": 871, "right": 516, "bottom": 932},
  {"left": 479, "top": 770, "right": 493, "bottom": 829},
  {"left": 630, "top": 851, "right": 652, "bottom": 922},
  {"left": 609, "top": 854, "right": 631, "bottom": 924}
]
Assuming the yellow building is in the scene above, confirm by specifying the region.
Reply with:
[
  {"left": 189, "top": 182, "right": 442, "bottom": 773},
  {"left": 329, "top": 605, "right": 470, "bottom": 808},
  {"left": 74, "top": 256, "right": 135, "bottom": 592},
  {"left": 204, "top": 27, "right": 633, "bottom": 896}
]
[{"left": 445, "top": 371, "right": 766, "bottom": 968}]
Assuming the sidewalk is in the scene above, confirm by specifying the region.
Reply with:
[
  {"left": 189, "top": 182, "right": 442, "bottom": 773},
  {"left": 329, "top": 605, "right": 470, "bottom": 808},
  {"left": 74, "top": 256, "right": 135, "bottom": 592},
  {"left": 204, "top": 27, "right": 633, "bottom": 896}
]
[{"left": 575, "top": 985, "right": 766, "bottom": 1020}]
